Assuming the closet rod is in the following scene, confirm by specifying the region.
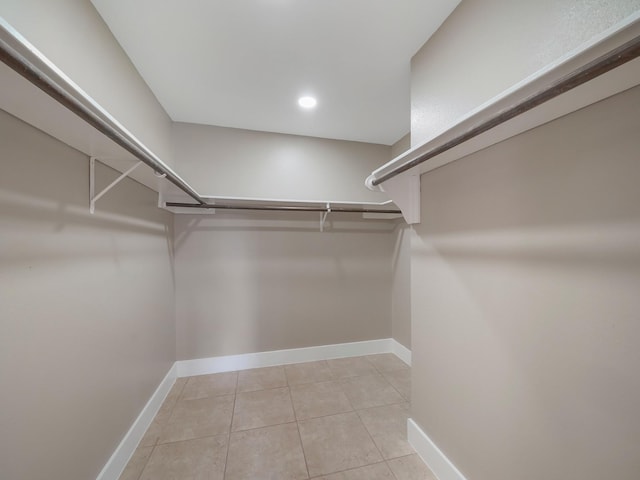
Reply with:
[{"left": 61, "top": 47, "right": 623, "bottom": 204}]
[
  {"left": 165, "top": 202, "right": 402, "bottom": 214},
  {"left": 371, "top": 34, "right": 640, "bottom": 187},
  {"left": 0, "top": 22, "right": 205, "bottom": 205}
]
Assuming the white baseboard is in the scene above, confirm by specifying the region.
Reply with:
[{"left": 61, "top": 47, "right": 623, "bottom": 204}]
[
  {"left": 176, "top": 338, "right": 394, "bottom": 377},
  {"left": 407, "top": 418, "right": 468, "bottom": 480},
  {"left": 96, "top": 364, "right": 177, "bottom": 480},
  {"left": 391, "top": 339, "right": 411, "bottom": 366}
]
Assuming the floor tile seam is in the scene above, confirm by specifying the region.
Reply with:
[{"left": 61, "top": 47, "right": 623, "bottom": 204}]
[
  {"left": 129, "top": 444, "right": 156, "bottom": 480},
  {"left": 380, "top": 376, "right": 407, "bottom": 402},
  {"left": 379, "top": 367, "right": 410, "bottom": 377},
  {"left": 336, "top": 371, "right": 390, "bottom": 382},
  {"left": 287, "top": 385, "right": 312, "bottom": 480},
  {"left": 386, "top": 452, "right": 420, "bottom": 461},
  {"left": 353, "top": 398, "right": 407, "bottom": 412},
  {"left": 353, "top": 408, "right": 387, "bottom": 460},
  {"left": 235, "top": 383, "right": 290, "bottom": 394},
  {"left": 230, "top": 412, "right": 298, "bottom": 434},
  {"left": 354, "top": 405, "right": 414, "bottom": 462},
  {"left": 350, "top": 402, "right": 385, "bottom": 466},
  {"left": 287, "top": 380, "right": 302, "bottom": 423},
  {"left": 307, "top": 460, "right": 391, "bottom": 479},
  {"left": 364, "top": 355, "right": 385, "bottom": 375},
  {"left": 177, "top": 370, "right": 239, "bottom": 399},
  {"left": 173, "top": 375, "right": 189, "bottom": 403},
  {"left": 222, "top": 391, "right": 236, "bottom": 480},
  {"left": 290, "top": 380, "right": 355, "bottom": 421},
  {"left": 327, "top": 369, "right": 381, "bottom": 380},
  {"left": 294, "top": 405, "right": 357, "bottom": 423},
  {"left": 301, "top": 376, "right": 356, "bottom": 403},
  {"left": 287, "top": 378, "right": 338, "bottom": 387},
  {"left": 365, "top": 356, "right": 409, "bottom": 373},
  {"left": 339, "top": 373, "right": 406, "bottom": 411},
  {"left": 357, "top": 369, "right": 406, "bottom": 400},
  {"left": 378, "top": 367, "right": 411, "bottom": 377},
  {"left": 355, "top": 399, "right": 409, "bottom": 414},
  {"left": 170, "top": 394, "right": 236, "bottom": 427},
  {"left": 229, "top": 419, "right": 298, "bottom": 435},
  {"left": 182, "top": 370, "right": 240, "bottom": 378},
  {"left": 163, "top": 394, "right": 236, "bottom": 440},
  {"left": 179, "top": 390, "right": 238, "bottom": 402},
  {"left": 151, "top": 380, "right": 191, "bottom": 447},
  {"left": 155, "top": 431, "right": 230, "bottom": 447},
  {"left": 283, "top": 364, "right": 332, "bottom": 388},
  {"left": 334, "top": 378, "right": 357, "bottom": 416},
  {"left": 384, "top": 458, "right": 403, "bottom": 480},
  {"left": 310, "top": 384, "right": 385, "bottom": 467},
  {"left": 384, "top": 451, "right": 423, "bottom": 479},
  {"left": 289, "top": 377, "right": 346, "bottom": 389}
]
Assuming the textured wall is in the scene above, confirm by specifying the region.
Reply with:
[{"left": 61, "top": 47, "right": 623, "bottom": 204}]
[
  {"left": 174, "top": 213, "right": 394, "bottom": 360},
  {"left": 171, "top": 122, "right": 391, "bottom": 202},
  {"left": 0, "top": 110, "right": 176, "bottom": 480},
  {"left": 411, "top": 0, "right": 640, "bottom": 146},
  {"left": 1, "top": 0, "right": 175, "bottom": 167},
  {"left": 390, "top": 133, "right": 411, "bottom": 159},
  {"left": 411, "top": 85, "right": 640, "bottom": 480},
  {"left": 391, "top": 225, "right": 412, "bottom": 349}
]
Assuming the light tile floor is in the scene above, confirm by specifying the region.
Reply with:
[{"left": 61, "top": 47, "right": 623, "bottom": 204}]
[{"left": 119, "top": 353, "right": 436, "bottom": 480}]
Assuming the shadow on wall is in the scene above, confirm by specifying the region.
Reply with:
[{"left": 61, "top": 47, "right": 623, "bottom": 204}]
[
  {"left": 410, "top": 86, "right": 640, "bottom": 480},
  {"left": 0, "top": 110, "right": 176, "bottom": 480},
  {"left": 172, "top": 211, "right": 399, "bottom": 253},
  {"left": 173, "top": 213, "right": 395, "bottom": 360},
  {"left": 414, "top": 221, "right": 640, "bottom": 268}
]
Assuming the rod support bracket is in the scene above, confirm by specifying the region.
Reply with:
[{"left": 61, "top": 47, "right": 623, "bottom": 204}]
[
  {"left": 320, "top": 203, "right": 331, "bottom": 232},
  {"left": 89, "top": 157, "right": 143, "bottom": 214}
]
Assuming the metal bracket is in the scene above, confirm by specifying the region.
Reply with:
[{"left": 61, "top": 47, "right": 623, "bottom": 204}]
[
  {"left": 320, "top": 203, "right": 331, "bottom": 232},
  {"left": 89, "top": 157, "right": 143, "bottom": 214}
]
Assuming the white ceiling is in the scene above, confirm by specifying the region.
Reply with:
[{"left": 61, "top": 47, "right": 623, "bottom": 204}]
[{"left": 90, "top": 0, "right": 460, "bottom": 145}]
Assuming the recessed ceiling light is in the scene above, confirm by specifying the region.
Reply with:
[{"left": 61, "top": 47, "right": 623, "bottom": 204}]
[{"left": 298, "top": 96, "right": 317, "bottom": 109}]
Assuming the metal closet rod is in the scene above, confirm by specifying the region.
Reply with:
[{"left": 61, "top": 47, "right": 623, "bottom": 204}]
[
  {"left": 371, "top": 34, "right": 640, "bottom": 186},
  {"left": 0, "top": 25, "right": 205, "bottom": 205},
  {"left": 165, "top": 202, "right": 402, "bottom": 214}
]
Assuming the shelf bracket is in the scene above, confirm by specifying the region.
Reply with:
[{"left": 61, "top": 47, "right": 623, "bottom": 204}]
[
  {"left": 378, "top": 174, "right": 421, "bottom": 224},
  {"left": 89, "top": 157, "right": 143, "bottom": 214},
  {"left": 320, "top": 203, "right": 331, "bottom": 232}
]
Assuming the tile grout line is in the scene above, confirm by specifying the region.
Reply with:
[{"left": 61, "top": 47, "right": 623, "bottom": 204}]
[
  {"left": 130, "top": 445, "right": 154, "bottom": 480},
  {"left": 287, "top": 385, "right": 312, "bottom": 479},
  {"left": 360, "top": 356, "right": 414, "bottom": 479},
  {"left": 353, "top": 407, "right": 386, "bottom": 464},
  {"left": 364, "top": 356, "right": 414, "bottom": 480},
  {"left": 222, "top": 372, "right": 239, "bottom": 479},
  {"left": 380, "top": 368, "right": 411, "bottom": 402},
  {"left": 133, "top": 377, "right": 188, "bottom": 480},
  {"left": 153, "top": 377, "right": 188, "bottom": 446},
  {"left": 366, "top": 353, "right": 410, "bottom": 400},
  {"left": 337, "top": 377, "right": 387, "bottom": 473},
  {"left": 148, "top": 432, "right": 231, "bottom": 447},
  {"left": 307, "top": 460, "right": 391, "bottom": 479},
  {"left": 385, "top": 452, "right": 426, "bottom": 480}
]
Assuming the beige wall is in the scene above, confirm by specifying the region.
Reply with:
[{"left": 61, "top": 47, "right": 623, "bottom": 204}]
[
  {"left": 174, "top": 213, "right": 395, "bottom": 360},
  {"left": 410, "top": 0, "right": 640, "bottom": 146},
  {"left": 410, "top": 85, "right": 640, "bottom": 480},
  {"left": 390, "top": 133, "right": 411, "bottom": 159},
  {"left": 0, "top": 110, "right": 176, "bottom": 480},
  {"left": 1, "top": 0, "right": 175, "bottom": 167},
  {"left": 171, "top": 122, "right": 391, "bottom": 202},
  {"left": 391, "top": 225, "right": 412, "bottom": 350}
]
